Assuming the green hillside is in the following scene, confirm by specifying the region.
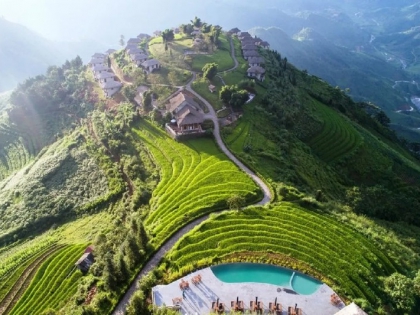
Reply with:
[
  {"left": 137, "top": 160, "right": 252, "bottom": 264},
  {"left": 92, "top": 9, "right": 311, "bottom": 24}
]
[{"left": 1, "top": 18, "right": 420, "bottom": 315}]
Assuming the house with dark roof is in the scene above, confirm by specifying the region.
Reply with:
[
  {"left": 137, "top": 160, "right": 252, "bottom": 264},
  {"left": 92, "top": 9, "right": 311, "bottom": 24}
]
[
  {"left": 137, "top": 33, "right": 151, "bottom": 40},
  {"left": 257, "top": 41, "right": 270, "bottom": 49},
  {"left": 242, "top": 44, "right": 258, "bottom": 51},
  {"left": 92, "top": 53, "right": 106, "bottom": 59},
  {"left": 127, "top": 47, "right": 144, "bottom": 55},
  {"left": 127, "top": 38, "right": 141, "bottom": 45},
  {"left": 97, "top": 71, "right": 115, "bottom": 84},
  {"left": 88, "top": 58, "right": 106, "bottom": 68},
  {"left": 141, "top": 59, "right": 161, "bottom": 73},
  {"left": 75, "top": 247, "right": 95, "bottom": 273},
  {"left": 243, "top": 50, "right": 260, "bottom": 60},
  {"left": 92, "top": 64, "right": 110, "bottom": 77},
  {"left": 131, "top": 53, "right": 149, "bottom": 66},
  {"left": 166, "top": 92, "right": 204, "bottom": 136},
  {"left": 248, "top": 57, "right": 265, "bottom": 67},
  {"left": 101, "top": 80, "right": 123, "bottom": 97},
  {"left": 247, "top": 66, "right": 266, "bottom": 81},
  {"left": 228, "top": 27, "right": 241, "bottom": 35}
]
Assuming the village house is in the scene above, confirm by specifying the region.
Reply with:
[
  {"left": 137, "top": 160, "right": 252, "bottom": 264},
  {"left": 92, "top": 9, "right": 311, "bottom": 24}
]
[
  {"left": 243, "top": 50, "right": 261, "bottom": 60},
  {"left": 166, "top": 92, "right": 204, "bottom": 135},
  {"left": 127, "top": 47, "right": 144, "bottom": 55},
  {"left": 101, "top": 80, "right": 123, "bottom": 97},
  {"left": 141, "top": 59, "right": 161, "bottom": 73},
  {"left": 247, "top": 66, "right": 266, "bottom": 81},
  {"left": 92, "top": 52, "right": 106, "bottom": 59},
  {"left": 97, "top": 71, "right": 115, "bottom": 84},
  {"left": 131, "top": 53, "right": 149, "bottom": 66},
  {"left": 137, "top": 33, "right": 151, "bottom": 40},
  {"left": 248, "top": 56, "right": 265, "bottom": 67},
  {"left": 242, "top": 44, "right": 258, "bottom": 51},
  {"left": 105, "top": 49, "right": 116, "bottom": 55},
  {"left": 125, "top": 43, "right": 138, "bottom": 51},
  {"left": 88, "top": 58, "right": 106, "bottom": 68},
  {"left": 127, "top": 37, "right": 141, "bottom": 45},
  {"left": 228, "top": 27, "right": 241, "bottom": 35},
  {"left": 75, "top": 247, "right": 95, "bottom": 273},
  {"left": 153, "top": 30, "right": 162, "bottom": 37},
  {"left": 92, "top": 64, "right": 110, "bottom": 77},
  {"left": 257, "top": 41, "right": 270, "bottom": 49}
]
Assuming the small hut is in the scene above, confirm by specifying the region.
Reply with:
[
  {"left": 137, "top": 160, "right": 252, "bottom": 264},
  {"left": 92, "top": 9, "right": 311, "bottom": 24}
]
[
  {"left": 209, "top": 85, "right": 216, "bottom": 93},
  {"left": 75, "top": 246, "right": 95, "bottom": 273}
]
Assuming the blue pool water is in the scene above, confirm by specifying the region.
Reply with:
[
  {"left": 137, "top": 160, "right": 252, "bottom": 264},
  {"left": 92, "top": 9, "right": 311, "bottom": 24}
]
[{"left": 211, "top": 263, "right": 321, "bottom": 295}]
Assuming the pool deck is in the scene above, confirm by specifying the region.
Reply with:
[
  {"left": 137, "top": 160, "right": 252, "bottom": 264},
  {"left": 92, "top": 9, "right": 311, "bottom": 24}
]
[{"left": 152, "top": 267, "right": 346, "bottom": 315}]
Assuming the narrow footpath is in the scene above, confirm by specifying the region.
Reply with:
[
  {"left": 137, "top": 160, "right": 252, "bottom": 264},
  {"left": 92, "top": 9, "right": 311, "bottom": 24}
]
[{"left": 112, "top": 36, "right": 271, "bottom": 315}]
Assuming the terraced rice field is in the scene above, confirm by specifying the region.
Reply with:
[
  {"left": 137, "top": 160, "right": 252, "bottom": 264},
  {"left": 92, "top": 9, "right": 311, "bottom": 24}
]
[
  {"left": 167, "top": 204, "right": 396, "bottom": 304},
  {"left": 133, "top": 120, "right": 261, "bottom": 246},
  {"left": 308, "top": 101, "right": 363, "bottom": 163},
  {"left": 225, "top": 120, "right": 251, "bottom": 152},
  {"left": 0, "top": 121, "right": 37, "bottom": 180},
  {"left": 9, "top": 244, "right": 85, "bottom": 315}
]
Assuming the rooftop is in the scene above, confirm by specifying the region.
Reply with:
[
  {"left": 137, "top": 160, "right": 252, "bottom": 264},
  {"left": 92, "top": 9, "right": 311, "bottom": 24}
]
[
  {"left": 142, "top": 59, "right": 160, "bottom": 67},
  {"left": 101, "top": 80, "right": 122, "bottom": 89}
]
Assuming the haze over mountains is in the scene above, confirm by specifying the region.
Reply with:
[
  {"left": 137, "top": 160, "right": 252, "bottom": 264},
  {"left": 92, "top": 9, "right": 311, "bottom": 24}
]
[{"left": 1, "top": 0, "right": 420, "bottom": 139}]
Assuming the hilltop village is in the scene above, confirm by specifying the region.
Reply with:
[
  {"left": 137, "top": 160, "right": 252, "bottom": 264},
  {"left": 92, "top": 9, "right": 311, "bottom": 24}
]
[{"left": 87, "top": 24, "right": 270, "bottom": 139}]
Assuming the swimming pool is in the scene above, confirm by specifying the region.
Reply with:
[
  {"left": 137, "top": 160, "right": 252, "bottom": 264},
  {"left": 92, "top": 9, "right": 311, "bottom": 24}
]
[{"left": 211, "top": 263, "right": 321, "bottom": 295}]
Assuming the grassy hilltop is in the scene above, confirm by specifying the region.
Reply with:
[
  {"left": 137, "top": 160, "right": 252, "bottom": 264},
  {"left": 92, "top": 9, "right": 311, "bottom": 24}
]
[{"left": 0, "top": 18, "right": 420, "bottom": 315}]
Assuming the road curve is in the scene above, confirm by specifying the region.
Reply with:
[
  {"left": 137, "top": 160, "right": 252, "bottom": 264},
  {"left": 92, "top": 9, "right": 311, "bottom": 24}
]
[{"left": 111, "top": 36, "right": 271, "bottom": 315}]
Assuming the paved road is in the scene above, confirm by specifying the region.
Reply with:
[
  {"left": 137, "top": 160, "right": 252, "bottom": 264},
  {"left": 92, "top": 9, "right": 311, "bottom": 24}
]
[{"left": 111, "top": 36, "right": 271, "bottom": 315}]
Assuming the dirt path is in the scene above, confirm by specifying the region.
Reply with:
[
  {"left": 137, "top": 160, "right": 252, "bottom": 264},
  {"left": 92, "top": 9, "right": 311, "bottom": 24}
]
[{"left": 112, "top": 36, "right": 271, "bottom": 314}]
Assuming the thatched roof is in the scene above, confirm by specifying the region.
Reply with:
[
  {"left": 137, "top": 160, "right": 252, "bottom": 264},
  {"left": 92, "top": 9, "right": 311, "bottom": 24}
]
[
  {"left": 176, "top": 105, "right": 204, "bottom": 126},
  {"left": 243, "top": 50, "right": 260, "bottom": 58},
  {"left": 141, "top": 59, "right": 160, "bottom": 68},
  {"left": 334, "top": 303, "right": 367, "bottom": 315},
  {"left": 167, "top": 92, "right": 200, "bottom": 113},
  {"left": 248, "top": 57, "right": 265, "bottom": 65}
]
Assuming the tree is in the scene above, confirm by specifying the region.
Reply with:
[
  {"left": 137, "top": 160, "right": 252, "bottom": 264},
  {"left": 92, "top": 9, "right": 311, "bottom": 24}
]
[
  {"left": 123, "top": 233, "right": 141, "bottom": 269},
  {"left": 143, "top": 90, "right": 153, "bottom": 111},
  {"left": 220, "top": 85, "right": 235, "bottom": 103},
  {"left": 121, "top": 85, "right": 137, "bottom": 102},
  {"left": 181, "top": 24, "right": 193, "bottom": 36},
  {"left": 375, "top": 110, "right": 391, "bottom": 127},
  {"left": 229, "top": 90, "right": 249, "bottom": 108},
  {"left": 115, "top": 252, "right": 129, "bottom": 283},
  {"left": 161, "top": 29, "right": 174, "bottom": 43},
  {"left": 191, "top": 16, "right": 202, "bottom": 27},
  {"left": 227, "top": 194, "right": 246, "bottom": 210},
  {"left": 202, "top": 63, "right": 218, "bottom": 80},
  {"left": 126, "top": 291, "right": 148, "bottom": 315},
  {"left": 119, "top": 35, "right": 125, "bottom": 47},
  {"left": 384, "top": 273, "right": 415, "bottom": 313}
]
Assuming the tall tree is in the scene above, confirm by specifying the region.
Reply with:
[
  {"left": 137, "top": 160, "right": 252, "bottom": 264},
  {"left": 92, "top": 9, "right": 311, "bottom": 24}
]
[
  {"left": 202, "top": 63, "right": 218, "bottom": 80},
  {"left": 161, "top": 29, "right": 174, "bottom": 43},
  {"left": 190, "top": 16, "right": 202, "bottom": 27}
]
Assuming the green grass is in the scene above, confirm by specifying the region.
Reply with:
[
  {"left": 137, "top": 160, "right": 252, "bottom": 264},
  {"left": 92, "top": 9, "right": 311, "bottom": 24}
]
[
  {"left": 167, "top": 204, "right": 397, "bottom": 305},
  {"left": 192, "top": 34, "right": 234, "bottom": 72},
  {"left": 9, "top": 244, "right": 85, "bottom": 315},
  {"left": 191, "top": 78, "right": 225, "bottom": 110},
  {"left": 307, "top": 100, "right": 363, "bottom": 163},
  {"left": 148, "top": 36, "right": 193, "bottom": 70},
  {"left": 133, "top": 120, "right": 261, "bottom": 246}
]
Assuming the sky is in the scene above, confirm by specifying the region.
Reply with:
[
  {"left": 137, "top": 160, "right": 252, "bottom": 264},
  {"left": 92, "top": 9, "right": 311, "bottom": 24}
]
[{"left": 0, "top": 0, "right": 264, "bottom": 45}]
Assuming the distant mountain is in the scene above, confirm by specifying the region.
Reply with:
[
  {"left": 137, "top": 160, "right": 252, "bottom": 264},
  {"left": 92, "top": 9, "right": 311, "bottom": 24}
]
[{"left": 0, "top": 18, "right": 108, "bottom": 93}]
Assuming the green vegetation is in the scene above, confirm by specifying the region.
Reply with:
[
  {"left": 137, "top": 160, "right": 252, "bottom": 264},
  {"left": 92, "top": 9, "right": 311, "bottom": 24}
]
[
  {"left": 9, "top": 244, "right": 85, "bottom": 315},
  {"left": 134, "top": 120, "right": 261, "bottom": 246},
  {"left": 307, "top": 100, "right": 363, "bottom": 163},
  {"left": 192, "top": 34, "right": 233, "bottom": 71},
  {"left": 166, "top": 204, "right": 398, "bottom": 309}
]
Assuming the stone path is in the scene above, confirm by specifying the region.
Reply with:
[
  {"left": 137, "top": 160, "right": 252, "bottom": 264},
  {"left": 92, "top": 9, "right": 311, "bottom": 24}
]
[{"left": 112, "top": 35, "right": 271, "bottom": 315}]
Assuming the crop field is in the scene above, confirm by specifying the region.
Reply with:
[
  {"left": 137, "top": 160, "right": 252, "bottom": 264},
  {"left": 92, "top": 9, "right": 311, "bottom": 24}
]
[
  {"left": 133, "top": 120, "right": 261, "bottom": 246},
  {"left": 0, "top": 119, "right": 37, "bottom": 181},
  {"left": 192, "top": 34, "right": 234, "bottom": 72},
  {"left": 9, "top": 244, "right": 86, "bottom": 315},
  {"left": 307, "top": 100, "right": 363, "bottom": 163},
  {"left": 167, "top": 204, "right": 396, "bottom": 304}
]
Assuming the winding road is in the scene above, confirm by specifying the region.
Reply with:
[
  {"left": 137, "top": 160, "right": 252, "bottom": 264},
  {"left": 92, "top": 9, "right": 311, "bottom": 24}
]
[{"left": 112, "top": 36, "right": 271, "bottom": 315}]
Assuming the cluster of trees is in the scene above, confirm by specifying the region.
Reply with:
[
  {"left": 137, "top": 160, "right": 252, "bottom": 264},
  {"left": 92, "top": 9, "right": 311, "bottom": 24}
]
[
  {"left": 73, "top": 216, "right": 149, "bottom": 314},
  {"left": 180, "top": 17, "right": 222, "bottom": 48},
  {"left": 220, "top": 85, "right": 249, "bottom": 108},
  {"left": 383, "top": 272, "right": 420, "bottom": 314},
  {"left": 202, "top": 63, "right": 218, "bottom": 80}
]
